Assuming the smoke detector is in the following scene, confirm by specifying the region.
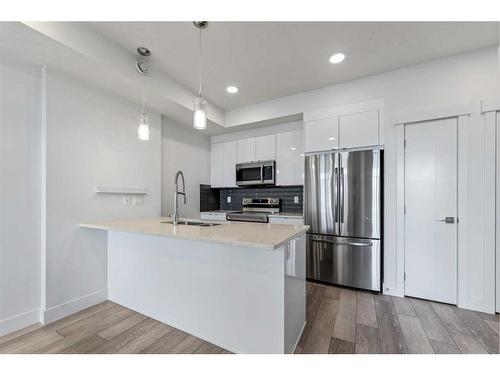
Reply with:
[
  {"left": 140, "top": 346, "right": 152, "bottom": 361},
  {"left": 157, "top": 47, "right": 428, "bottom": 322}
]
[{"left": 136, "top": 59, "right": 150, "bottom": 75}]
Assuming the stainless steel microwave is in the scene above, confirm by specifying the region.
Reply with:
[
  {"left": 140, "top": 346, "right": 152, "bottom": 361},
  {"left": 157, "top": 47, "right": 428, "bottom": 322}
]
[{"left": 235, "top": 160, "right": 275, "bottom": 186}]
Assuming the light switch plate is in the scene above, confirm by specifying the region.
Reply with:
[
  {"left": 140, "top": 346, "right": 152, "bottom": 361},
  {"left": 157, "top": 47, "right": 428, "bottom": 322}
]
[
  {"left": 294, "top": 196, "right": 299, "bottom": 204},
  {"left": 227, "top": 196, "right": 231, "bottom": 203},
  {"left": 123, "top": 195, "right": 132, "bottom": 206}
]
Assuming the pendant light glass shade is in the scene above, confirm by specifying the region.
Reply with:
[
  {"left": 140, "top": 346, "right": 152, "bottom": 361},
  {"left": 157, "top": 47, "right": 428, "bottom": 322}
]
[
  {"left": 137, "top": 112, "right": 150, "bottom": 141},
  {"left": 192, "top": 96, "right": 207, "bottom": 130},
  {"left": 193, "top": 22, "right": 208, "bottom": 130}
]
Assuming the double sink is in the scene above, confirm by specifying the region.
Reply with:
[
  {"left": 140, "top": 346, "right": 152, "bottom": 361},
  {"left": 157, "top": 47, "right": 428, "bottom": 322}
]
[{"left": 161, "top": 220, "right": 222, "bottom": 227}]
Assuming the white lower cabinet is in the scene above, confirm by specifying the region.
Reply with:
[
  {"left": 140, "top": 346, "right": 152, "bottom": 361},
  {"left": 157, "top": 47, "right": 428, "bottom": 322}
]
[
  {"left": 200, "top": 212, "right": 228, "bottom": 221},
  {"left": 276, "top": 130, "right": 304, "bottom": 186}
]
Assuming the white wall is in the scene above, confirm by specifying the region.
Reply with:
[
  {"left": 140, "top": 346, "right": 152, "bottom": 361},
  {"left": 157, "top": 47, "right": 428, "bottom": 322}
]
[
  {"left": 43, "top": 69, "right": 161, "bottom": 321},
  {"left": 211, "top": 120, "right": 303, "bottom": 144},
  {"left": 0, "top": 60, "right": 41, "bottom": 335},
  {"left": 161, "top": 116, "right": 210, "bottom": 218},
  {"left": 226, "top": 46, "right": 500, "bottom": 313}
]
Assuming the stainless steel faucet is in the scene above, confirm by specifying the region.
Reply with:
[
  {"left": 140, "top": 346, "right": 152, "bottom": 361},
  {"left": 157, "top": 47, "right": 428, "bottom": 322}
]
[{"left": 172, "top": 170, "right": 186, "bottom": 225}]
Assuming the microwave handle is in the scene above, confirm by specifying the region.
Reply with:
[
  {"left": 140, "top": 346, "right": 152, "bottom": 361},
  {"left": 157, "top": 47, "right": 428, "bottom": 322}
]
[{"left": 260, "top": 165, "right": 264, "bottom": 182}]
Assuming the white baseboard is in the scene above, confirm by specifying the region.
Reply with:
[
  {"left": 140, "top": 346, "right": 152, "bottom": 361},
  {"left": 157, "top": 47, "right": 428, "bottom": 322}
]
[
  {"left": 42, "top": 288, "right": 108, "bottom": 325},
  {"left": 382, "top": 284, "right": 404, "bottom": 298},
  {"left": 0, "top": 309, "right": 41, "bottom": 337},
  {"left": 291, "top": 321, "right": 307, "bottom": 354}
]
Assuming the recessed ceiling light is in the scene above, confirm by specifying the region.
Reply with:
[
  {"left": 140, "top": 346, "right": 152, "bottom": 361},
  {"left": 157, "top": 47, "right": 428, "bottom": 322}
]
[
  {"left": 328, "top": 137, "right": 336, "bottom": 141},
  {"left": 226, "top": 86, "right": 239, "bottom": 94},
  {"left": 329, "top": 53, "right": 345, "bottom": 64},
  {"left": 290, "top": 147, "right": 297, "bottom": 151}
]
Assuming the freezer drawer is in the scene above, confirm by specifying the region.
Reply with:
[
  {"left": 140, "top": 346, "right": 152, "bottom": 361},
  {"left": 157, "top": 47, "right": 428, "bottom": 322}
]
[{"left": 306, "top": 234, "right": 381, "bottom": 291}]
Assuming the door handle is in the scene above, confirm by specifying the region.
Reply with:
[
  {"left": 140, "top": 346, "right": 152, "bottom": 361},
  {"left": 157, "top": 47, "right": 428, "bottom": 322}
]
[{"left": 436, "top": 217, "right": 455, "bottom": 224}]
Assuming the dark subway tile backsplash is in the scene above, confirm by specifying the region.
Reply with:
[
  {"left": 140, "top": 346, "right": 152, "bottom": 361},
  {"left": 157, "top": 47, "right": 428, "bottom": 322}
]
[
  {"left": 218, "top": 185, "right": 303, "bottom": 213},
  {"left": 199, "top": 184, "right": 220, "bottom": 212}
]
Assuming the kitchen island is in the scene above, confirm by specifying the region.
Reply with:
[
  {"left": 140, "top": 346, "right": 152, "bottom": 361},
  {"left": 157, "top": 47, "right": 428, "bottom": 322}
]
[{"left": 80, "top": 217, "right": 308, "bottom": 354}]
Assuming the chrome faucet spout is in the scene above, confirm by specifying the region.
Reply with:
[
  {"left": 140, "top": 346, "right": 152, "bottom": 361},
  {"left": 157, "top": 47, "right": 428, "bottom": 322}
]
[{"left": 172, "top": 171, "right": 186, "bottom": 225}]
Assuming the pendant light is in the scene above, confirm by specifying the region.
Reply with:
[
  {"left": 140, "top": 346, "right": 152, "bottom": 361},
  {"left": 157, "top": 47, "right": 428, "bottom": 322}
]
[
  {"left": 137, "top": 89, "right": 150, "bottom": 141},
  {"left": 193, "top": 21, "right": 208, "bottom": 130},
  {"left": 136, "top": 46, "right": 151, "bottom": 141}
]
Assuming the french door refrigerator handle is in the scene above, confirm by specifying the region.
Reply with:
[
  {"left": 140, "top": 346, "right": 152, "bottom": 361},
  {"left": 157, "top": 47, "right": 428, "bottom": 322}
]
[
  {"left": 340, "top": 167, "right": 345, "bottom": 223},
  {"left": 334, "top": 167, "right": 339, "bottom": 223}
]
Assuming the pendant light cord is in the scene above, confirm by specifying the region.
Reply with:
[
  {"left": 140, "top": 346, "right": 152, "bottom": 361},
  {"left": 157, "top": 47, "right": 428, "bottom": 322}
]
[{"left": 198, "top": 26, "right": 202, "bottom": 97}]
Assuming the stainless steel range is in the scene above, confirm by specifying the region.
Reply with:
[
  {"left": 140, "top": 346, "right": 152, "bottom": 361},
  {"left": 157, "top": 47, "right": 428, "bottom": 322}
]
[{"left": 226, "top": 198, "right": 280, "bottom": 223}]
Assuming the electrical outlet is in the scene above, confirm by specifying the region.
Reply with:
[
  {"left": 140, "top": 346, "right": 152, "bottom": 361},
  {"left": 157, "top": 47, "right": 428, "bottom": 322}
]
[
  {"left": 294, "top": 196, "right": 299, "bottom": 204},
  {"left": 227, "top": 196, "right": 231, "bottom": 203},
  {"left": 123, "top": 195, "right": 132, "bottom": 206},
  {"left": 133, "top": 195, "right": 144, "bottom": 206}
]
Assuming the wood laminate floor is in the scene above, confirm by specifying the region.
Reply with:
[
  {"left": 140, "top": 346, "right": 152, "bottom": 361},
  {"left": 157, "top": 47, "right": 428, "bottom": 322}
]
[
  {"left": 296, "top": 282, "right": 499, "bottom": 354},
  {"left": 0, "top": 282, "right": 498, "bottom": 354}
]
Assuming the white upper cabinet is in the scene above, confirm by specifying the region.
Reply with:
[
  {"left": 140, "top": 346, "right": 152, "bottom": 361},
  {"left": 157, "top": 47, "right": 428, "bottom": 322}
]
[
  {"left": 304, "top": 117, "right": 339, "bottom": 153},
  {"left": 237, "top": 138, "right": 256, "bottom": 163},
  {"left": 276, "top": 130, "right": 304, "bottom": 186},
  {"left": 304, "top": 98, "right": 383, "bottom": 153},
  {"left": 237, "top": 135, "right": 276, "bottom": 162},
  {"left": 223, "top": 141, "right": 237, "bottom": 187},
  {"left": 255, "top": 134, "right": 276, "bottom": 161},
  {"left": 210, "top": 142, "right": 224, "bottom": 188},
  {"left": 211, "top": 141, "right": 238, "bottom": 188},
  {"left": 339, "top": 110, "right": 379, "bottom": 148}
]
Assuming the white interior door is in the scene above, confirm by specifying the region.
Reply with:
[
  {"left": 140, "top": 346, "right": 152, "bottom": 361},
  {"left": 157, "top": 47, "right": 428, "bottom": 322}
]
[{"left": 404, "top": 118, "right": 458, "bottom": 304}]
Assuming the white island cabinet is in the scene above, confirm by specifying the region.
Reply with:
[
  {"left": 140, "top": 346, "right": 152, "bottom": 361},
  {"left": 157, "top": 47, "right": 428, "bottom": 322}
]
[{"left": 80, "top": 218, "right": 308, "bottom": 354}]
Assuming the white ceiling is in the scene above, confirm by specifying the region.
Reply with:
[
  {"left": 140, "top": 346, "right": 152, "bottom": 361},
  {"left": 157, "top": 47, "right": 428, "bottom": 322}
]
[{"left": 90, "top": 22, "right": 498, "bottom": 111}]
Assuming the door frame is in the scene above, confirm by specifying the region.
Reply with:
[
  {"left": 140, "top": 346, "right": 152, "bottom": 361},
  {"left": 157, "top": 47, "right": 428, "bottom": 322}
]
[
  {"left": 401, "top": 117, "right": 459, "bottom": 304},
  {"left": 392, "top": 102, "right": 473, "bottom": 300},
  {"left": 482, "top": 98, "right": 500, "bottom": 313}
]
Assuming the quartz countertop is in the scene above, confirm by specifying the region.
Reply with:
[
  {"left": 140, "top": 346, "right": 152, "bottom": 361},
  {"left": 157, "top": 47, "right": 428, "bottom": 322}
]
[{"left": 80, "top": 217, "right": 309, "bottom": 250}]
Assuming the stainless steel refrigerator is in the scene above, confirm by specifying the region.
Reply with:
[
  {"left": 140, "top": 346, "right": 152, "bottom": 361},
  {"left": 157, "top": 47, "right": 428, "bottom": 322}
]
[{"left": 305, "top": 149, "right": 382, "bottom": 291}]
